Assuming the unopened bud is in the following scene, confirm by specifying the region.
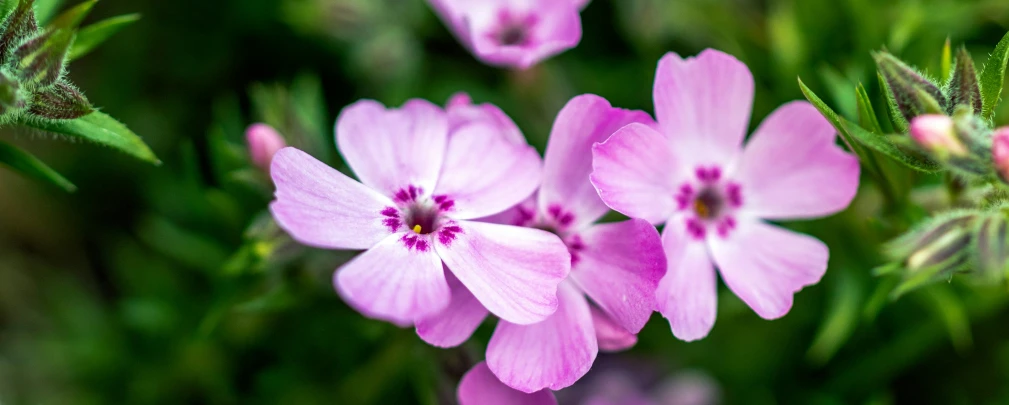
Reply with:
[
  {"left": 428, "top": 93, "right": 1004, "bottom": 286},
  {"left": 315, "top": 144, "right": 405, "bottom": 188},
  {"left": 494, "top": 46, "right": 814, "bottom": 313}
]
[
  {"left": 992, "top": 127, "right": 1009, "bottom": 183},
  {"left": 909, "top": 115, "right": 967, "bottom": 159},
  {"left": 874, "top": 51, "right": 948, "bottom": 124},
  {"left": 971, "top": 212, "right": 1009, "bottom": 282},
  {"left": 246, "top": 123, "right": 287, "bottom": 172},
  {"left": 0, "top": 69, "right": 25, "bottom": 115},
  {"left": 886, "top": 211, "right": 977, "bottom": 297},
  {"left": 948, "top": 47, "right": 982, "bottom": 115}
]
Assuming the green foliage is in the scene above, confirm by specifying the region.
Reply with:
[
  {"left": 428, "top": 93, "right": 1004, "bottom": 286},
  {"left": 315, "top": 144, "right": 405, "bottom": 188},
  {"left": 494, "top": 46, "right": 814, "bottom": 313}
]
[
  {"left": 980, "top": 30, "right": 1009, "bottom": 121},
  {"left": 67, "top": 13, "right": 138, "bottom": 60},
  {"left": 0, "top": 138, "right": 73, "bottom": 190},
  {"left": 23, "top": 110, "right": 159, "bottom": 164}
]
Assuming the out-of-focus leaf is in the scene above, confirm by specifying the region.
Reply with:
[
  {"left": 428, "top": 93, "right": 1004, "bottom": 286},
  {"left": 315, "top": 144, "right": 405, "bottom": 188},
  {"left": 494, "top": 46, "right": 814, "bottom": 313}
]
[
  {"left": 68, "top": 14, "right": 140, "bottom": 61},
  {"left": 45, "top": 0, "right": 94, "bottom": 30},
  {"left": 940, "top": 37, "right": 952, "bottom": 82},
  {"left": 136, "top": 215, "right": 229, "bottom": 272},
  {"left": 22, "top": 111, "right": 160, "bottom": 164},
  {"left": 863, "top": 274, "right": 900, "bottom": 322},
  {"left": 0, "top": 139, "right": 75, "bottom": 191},
  {"left": 807, "top": 269, "right": 863, "bottom": 366},
  {"left": 33, "top": 0, "right": 65, "bottom": 24},
  {"left": 980, "top": 30, "right": 1009, "bottom": 120},
  {"left": 917, "top": 286, "right": 972, "bottom": 353},
  {"left": 856, "top": 83, "right": 884, "bottom": 134}
]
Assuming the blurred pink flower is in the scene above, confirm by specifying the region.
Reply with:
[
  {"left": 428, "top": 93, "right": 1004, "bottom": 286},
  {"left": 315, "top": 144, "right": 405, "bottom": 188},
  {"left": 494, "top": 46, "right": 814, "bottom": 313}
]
[
  {"left": 246, "top": 123, "right": 287, "bottom": 171},
  {"left": 582, "top": 370, "right": 720, "bottom": 405},
  {"left": 269, "top": 98, "right": 570, "bottom": 327},
  {"left": 993, "top": 127, "right": 1009, "bottom": 182},
  {"left": 909, "top": 115, "right": 968, "bottom": 158},
  {"left": 458, "top": 362, "right": 558, "bottom": 405},
  {"left": 427, "top": 0, "right": 583, "bottom": 69},
  {"left": 418, "top": 94, "right": 666, "bottom": 393},
  {"left": 591, "top": 49, "right": 860, "bottom": 341}
]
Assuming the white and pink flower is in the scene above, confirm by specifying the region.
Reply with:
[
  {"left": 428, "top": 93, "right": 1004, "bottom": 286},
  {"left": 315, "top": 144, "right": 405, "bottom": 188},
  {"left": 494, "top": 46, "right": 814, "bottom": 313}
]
[
  {"left": 269, "top": 98, "right": 570, "bottom": 327},
  {"left": 427, "top": 0, "right": 585, "bottom": 69},
  {"left": 591, "top": 49, "right": 861, "bottom": 341},
  {"left": 417, "top": 94, "right": 666, "bottom": 392}
]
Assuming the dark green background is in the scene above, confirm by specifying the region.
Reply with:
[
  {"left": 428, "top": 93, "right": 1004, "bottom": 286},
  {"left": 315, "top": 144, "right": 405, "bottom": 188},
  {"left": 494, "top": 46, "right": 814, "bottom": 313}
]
[{"left": 2, "top": 0, "right": 1009, "bottom": 403}]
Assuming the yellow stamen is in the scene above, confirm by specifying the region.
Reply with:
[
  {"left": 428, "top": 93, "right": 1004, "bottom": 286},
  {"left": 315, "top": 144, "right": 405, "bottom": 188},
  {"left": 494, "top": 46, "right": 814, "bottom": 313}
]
[
  {"left": 694, "top": 199, "right": 710, "bottom": 218},
  {"left": 413, "top": 224, "right": 422, "bottom": 234}
]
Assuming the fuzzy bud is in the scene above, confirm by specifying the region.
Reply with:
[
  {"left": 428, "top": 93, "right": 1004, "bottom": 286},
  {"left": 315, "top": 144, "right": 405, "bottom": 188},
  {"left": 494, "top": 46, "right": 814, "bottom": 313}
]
[
  {"left": 947, "top": 47, "right": 982, "bottom": 115},
  {"left": 874, "top": 51, "right": 948, "bottom": 124},
  {"left": 246, "top": 123, "right": 286, "bottom": 171},
  {"left": 992, "top": 127, "right": 1009, "bottom": 183},
  {"left": 909, "top": 115, "right": 967, "bottom": 159},
  {"left": 0, "top": 68, "right": 25, "bottom": 115},
  {"left": 971, "top": 212, "right": 1009, "bottom": 283},
  {"left": 886, "top": 211, "right": 977, "bottom": 297}
]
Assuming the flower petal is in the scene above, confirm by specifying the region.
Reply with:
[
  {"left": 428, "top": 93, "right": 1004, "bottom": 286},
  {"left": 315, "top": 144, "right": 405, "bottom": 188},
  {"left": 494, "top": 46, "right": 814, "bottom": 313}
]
[
  {"left": 590, "top": 306, "right": 637, "bottom": 352},
  {"left": 590, "top": 123, "right": 681, "bottom": 224},
  {"left": 457, "top": 362, "right": 558, "bottom": 405},
  {"left": 437, "top": 220, "right": 570, "bottom": 325},
  {"left": 446, "top": 92, "right": 526, "bottom": 145},
  {"left": 709, "top": 220, "right": 828, "bottom": 319},
  {"left": 434, "top": 121, "right": 542, "bottom": 219},
  {"left": 415, "top": 272, "right": 489, "bottom": 348},
  {"left": 653, "top": 50, "right": 754, "bottom": 165},
  {"left": 655, "top": 216, "right": 718, "bottom": 341},
  {"left": 270, "top": 147, "right": 394, "bottom": 250},
  {"left": 541, "top": 94, "right": 656, "bottom": 229},
  {"left": 433, "top": 0, "right": 581, "bottom": 69},
  {"left": 334, "top": 233, "right": 449, "bottom": 325},
  {"left": 733, "top": 101, "right": 860, "bottom": 220},
  {"left": 487, "top": 281, "right": 596, "bottom": 392},
  {"left": 335, "top": 99, "right": 448, "bottom": 195},
  {"left": 569, "top": 219, "right": 664, "bottom": 334}
]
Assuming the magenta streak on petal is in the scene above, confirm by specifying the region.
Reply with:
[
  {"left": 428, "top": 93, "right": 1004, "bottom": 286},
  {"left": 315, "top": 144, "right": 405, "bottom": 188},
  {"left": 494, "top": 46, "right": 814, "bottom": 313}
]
[
  {"left": 694, "top": 166, "right": 722, "bottom": 183},
  {"left": 438, "top": 224, "right": 463, "bottom": 246},
  {"left": 489, "top": 9, "right": 540, "bottom": 47},
  {"left": 394, "top": 185, "right": 425, "bottom": 203},
  {"left": 675, "top": 184, "right": 694, "bottom": 210},
  {"left": 381, "top": 207, "right": 401, "bottom": 232},
  {"left": 566, "top": 234, "right": 586, "bottom": 266},
  {"left": 433, "top": 194, "right": 456, "bottom": 212},
  {"left": 716, "top": 216, "right": 737, "bottom": 238},
  {"left": 401, "top": 234, "right": 431, "bottom": 252},
  {"left": 546, "top": 204, "right": 576, "bottom": 229},
  {"left": 725, "top": 183, "right": 743, "bottom": 207},
  {"left": 686, "top": 218, "right": 706, "bottom": 240}
]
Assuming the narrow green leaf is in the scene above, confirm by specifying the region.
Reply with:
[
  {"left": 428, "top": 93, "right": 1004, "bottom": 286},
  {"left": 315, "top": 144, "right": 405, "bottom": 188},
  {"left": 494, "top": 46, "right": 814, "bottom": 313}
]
[
  {"left": 940, "top": 37, "right": 952, "bottom": 82},
  {"left": 68, "top": 13, "right": 139, "bottom": 61},
  {"left": 44, "top": 0, "right": 93, "bottom": 30},
  {"left": 20, "top": 111, "right": 160, "bottom": 164},
  {"left": 33, "top": 0, "right": 64, "bottom": 24},
  {"left": 0, "top": 139, "right": 75, "bottom": 191},
  {"left": 918, "top": 286, "right": 972, "bottom": 353},
  {"left": 841, "top": 119, "right": 942, "bottom": 172},
  {"left": 807, "top": 269, "right": 862, "bottom": 366},
  {"left": 980, "top": 30, "right": 1009, "bottom": 121},
  {"left": 798, "top": 77, "right": 862, "bottom": 156},
  {"left": 856, "top": 83, "right": 883, "bottom": 134}
]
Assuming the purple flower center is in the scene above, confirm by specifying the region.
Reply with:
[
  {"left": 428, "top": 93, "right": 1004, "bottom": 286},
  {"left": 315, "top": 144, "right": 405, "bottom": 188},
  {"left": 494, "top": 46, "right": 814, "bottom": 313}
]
[
  {"left": 383, "top": 185, "right": 462, "bottom": 251},
  {"left": 526, "top": 204, "right": 584, "bottom": 266},
  {"left": 490, "top": 10, "right": 537, "bottom": 47},
  {"left": 675, "top": 166, "right": 744, "bottom": 240}
]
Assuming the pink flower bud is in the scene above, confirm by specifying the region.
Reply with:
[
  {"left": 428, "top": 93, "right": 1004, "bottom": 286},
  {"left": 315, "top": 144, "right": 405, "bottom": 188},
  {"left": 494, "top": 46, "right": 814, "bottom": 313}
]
[
  {"left": 246, "top": 123, "right": 286, "bottom": 171},
  {"left": 992, "top": 127, "right": 1009, "bottom": 182},
  {"left": 909, "top": 114, "right": 967, "bottom": 158}
]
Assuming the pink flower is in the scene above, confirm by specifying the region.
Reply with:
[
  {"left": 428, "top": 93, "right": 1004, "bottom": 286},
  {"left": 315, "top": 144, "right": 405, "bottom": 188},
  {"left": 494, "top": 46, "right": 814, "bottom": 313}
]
[
  {"left": 591, "top": 49, "right": 860, "bottom": 341},
  {"left": 457, "top": 362, "right": 557, "bottom": 405},
  {"left": 993, "top": 127, "right": 1009, "bottom": 182},
  {"left": 246, "top": 123, "right": 287, "bottom": 171},
  {"left": 427, "top": 0, "right": 583, "bottom": 69},
  {"left": 909, "top": 115, "right": 968, "bottom": 158},
  {"left": 417, "top": 94, "right": 666, "bottom": 392},
  {"left": 269, "top": 98, "right": 571, "bottom": 327}
]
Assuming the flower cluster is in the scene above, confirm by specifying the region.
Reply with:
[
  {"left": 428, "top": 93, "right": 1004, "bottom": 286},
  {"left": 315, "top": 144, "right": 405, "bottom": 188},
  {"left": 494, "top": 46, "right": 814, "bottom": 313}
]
[{"left": 268, "top": 48, "right": 860, "bottom": 399}]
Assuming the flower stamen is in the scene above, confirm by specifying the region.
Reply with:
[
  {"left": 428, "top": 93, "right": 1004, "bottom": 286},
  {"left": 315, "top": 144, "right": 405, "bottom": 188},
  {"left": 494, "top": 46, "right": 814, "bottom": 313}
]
[{"left": 413, "top": 224, "right": 422, "bottom": 234}]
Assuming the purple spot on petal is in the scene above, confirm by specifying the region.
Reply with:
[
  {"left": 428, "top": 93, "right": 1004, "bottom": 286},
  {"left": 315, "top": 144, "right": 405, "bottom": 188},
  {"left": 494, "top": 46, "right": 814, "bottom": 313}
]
[
  {"left": 548, "top": 204, "right": 563, "bottom": 219},
  {"left": 675, "top": 183, "right": 695, "bottom": 210},
  {"left": 686, "top": 218, "right": 706, "bottom": 240},
  {"left": 415, "top": 239, "right": 430, "bottom": 252},
  {"left": 383, "top": 218, "right": 401, "bottom": 232},
  {"left": 394, "top": 189, "right": 410, "bottom": 203},
  {"left": 381, "top": 207, "right": 399, "bottom": 217},
  {"left": 402, "top": 234, "right": 417, "bottom": 249},
  {"left": 433, "top": 195, "right": 447, "bottom": 203},
  {"left": 438, "top": 224, "right": 462, "bottom": 246},
  {"left": 716, "top": 216, "right": 737, "bottom": 238},
  {"left": 440, "top": 200, "right": 455, "bottom": 212},
  {"left": 559, "top": 213, "right": 574, "bottom": 227},
  {"left": 515, "top": 206, "right": 535, "bottom": 226},
  {"left": 725, "top": 183, "right": 743, "bottom": 207}
]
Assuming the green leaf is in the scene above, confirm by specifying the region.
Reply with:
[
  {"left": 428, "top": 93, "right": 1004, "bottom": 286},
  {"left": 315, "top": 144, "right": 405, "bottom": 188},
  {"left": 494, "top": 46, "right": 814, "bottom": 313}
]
[
  {"left": 33, "top": 0, "right": 64, "bottom": 24},
  {"left": 807, "top": 269, "right": 862, "bottom": 366},
  {"left": 855, "top": 83, "right": 883, "bottom": 134},
  {"left": 68, "top": 13, "right": 139, "bottom": 61},
  {"left": 841, "top": 119, "right": 942, "bottom": 172},
  {"left": 940, "top": 37, "right": 952, "bottom": 82},
  {"left": 980, "top": 30, "right": 1009, "bottom": 121},
  {"left": 798, "top": 77, "right": 863, "bottom": 158},
  {"left": 44, "top": 0, "right": 93, "bottom": 30},
  {"left": 20, "top": 111, "right": 160, "bottom": 164},
  {"left": 0, "top": 139, "right": 75, "bottom": 191}
]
